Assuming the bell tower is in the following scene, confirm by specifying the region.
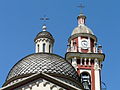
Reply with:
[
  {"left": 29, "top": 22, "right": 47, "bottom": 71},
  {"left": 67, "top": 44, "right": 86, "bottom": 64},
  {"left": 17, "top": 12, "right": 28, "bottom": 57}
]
[{"left": 65, "top": 13, "right": 105, "bottom": 90}]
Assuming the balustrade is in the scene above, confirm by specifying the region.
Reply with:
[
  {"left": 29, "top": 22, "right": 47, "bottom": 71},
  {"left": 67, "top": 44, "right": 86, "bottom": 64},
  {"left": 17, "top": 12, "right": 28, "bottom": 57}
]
[{"left": 76, "top": 58, "right": 95, "bottom": 66}]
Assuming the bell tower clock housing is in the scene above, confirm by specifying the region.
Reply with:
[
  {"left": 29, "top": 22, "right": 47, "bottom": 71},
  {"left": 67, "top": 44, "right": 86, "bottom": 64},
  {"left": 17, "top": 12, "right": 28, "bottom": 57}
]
[{"left": 65, "top": 13, "right": 105, "bottom": 90}]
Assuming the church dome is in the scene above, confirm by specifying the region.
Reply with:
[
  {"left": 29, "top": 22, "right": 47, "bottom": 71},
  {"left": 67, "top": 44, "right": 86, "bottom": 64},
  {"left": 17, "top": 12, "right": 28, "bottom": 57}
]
[
  {"left": 34, "top": 31, "right": 54, "bottom": 42},
  {"left": 5, "top": 53, "right": 79, "bottom": 85},
  {"left": 71, "top": 25, "right": 94, "bottom": 35}
]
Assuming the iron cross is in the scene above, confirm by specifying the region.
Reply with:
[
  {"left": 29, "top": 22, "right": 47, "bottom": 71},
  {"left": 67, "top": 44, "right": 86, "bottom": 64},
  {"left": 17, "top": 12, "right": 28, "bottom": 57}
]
[
  {"left": 77, "top": 3, "right": 85, "bottom": 13},
  {"left": 40, "top": 15, "right": 49, "bottom": 25}
]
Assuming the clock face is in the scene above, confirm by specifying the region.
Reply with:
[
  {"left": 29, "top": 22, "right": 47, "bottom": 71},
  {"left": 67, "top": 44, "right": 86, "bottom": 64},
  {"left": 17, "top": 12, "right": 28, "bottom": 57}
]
[{"left": 81, "top": 39, "right": 89, "bottom": 49}]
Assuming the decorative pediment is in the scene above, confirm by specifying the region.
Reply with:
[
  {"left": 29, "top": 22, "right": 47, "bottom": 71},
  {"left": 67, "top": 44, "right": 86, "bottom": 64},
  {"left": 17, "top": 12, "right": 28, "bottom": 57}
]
[{"left": 1, "top": 73, "right": 83, "bottom": 90}]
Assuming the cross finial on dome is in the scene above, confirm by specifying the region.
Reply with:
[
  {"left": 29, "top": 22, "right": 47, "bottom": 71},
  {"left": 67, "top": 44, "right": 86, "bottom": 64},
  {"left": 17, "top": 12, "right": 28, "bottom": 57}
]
[
  {"left": 77, "top": 3, "right": 85, "bottom": 14},
  {"left": 40, "top": 15, "right": 49, "bottom": 31}
]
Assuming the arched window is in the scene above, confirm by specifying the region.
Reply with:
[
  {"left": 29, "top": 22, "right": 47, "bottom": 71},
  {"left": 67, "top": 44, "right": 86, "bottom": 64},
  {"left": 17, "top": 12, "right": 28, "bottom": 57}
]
[
  {"left": 80, "top": 72, "right": 91, "bottom": 90},
  {"left": 37, "top": 44, "right": 39, "bottom": 53},
  {"left": 43, "top": 43, "right": 45, "bottom": 52}
]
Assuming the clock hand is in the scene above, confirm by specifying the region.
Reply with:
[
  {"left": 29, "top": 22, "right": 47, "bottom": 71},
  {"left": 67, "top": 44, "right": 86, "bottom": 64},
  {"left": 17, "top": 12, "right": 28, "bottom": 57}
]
[{"left": 84, "top": 43, "right": 86, "bottom": 45}]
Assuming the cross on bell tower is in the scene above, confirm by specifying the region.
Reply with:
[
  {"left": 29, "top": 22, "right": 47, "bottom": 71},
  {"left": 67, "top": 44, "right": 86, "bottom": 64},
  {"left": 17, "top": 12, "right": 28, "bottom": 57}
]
[
  {"left": 77, "top": 4, "right": 86, "bottom": 25},
  {"left": 77, "top": 3, "right": 85, "bottom": 14}
]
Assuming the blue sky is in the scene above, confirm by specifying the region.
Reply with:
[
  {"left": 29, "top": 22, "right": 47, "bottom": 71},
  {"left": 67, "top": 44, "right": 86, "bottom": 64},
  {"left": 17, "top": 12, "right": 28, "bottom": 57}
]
[{"left": 0, "top": 0, "right": 119, "bottom": 89}]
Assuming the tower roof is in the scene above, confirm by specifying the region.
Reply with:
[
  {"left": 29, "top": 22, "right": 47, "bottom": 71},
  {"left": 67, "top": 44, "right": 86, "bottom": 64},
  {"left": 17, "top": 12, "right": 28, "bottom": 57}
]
[
  {"left": 71, "top": 25, "right": 94, "bottom": 35},
  {"left": 34, "top": 25, "right": 54, "bottom": 43}
]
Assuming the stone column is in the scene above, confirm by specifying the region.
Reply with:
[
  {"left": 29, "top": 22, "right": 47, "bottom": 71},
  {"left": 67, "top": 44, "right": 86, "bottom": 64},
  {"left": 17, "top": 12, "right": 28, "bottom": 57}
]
[
  {"left": 80, "top": 58, "right": 82, "bottom": 65},
  {"left": 88, "top": 37, "right": 91, "bottom": 53},
  {"left": 89, "top": 58, "right": 91, "bottom": 66},
  {"left": 84, "top": 58, "right": 87, "bottom": 65},
  {"left": 94, "top": 58, "right": 101, "bottom": 90}
]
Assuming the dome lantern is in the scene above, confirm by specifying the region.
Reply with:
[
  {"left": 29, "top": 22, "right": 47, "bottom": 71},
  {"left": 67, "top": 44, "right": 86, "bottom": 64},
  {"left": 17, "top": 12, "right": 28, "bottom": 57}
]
[
  {"left": 77, "top": 13, "right": 86, "bottom": 25},
  {"left": 34, "top": 25, "right": 54, "bottom": 53}
]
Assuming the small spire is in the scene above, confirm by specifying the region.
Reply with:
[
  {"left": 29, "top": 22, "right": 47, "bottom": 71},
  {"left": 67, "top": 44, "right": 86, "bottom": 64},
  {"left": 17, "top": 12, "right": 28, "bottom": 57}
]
[{"left": 42, "top": 24, "right": 47, "bottom": 31}]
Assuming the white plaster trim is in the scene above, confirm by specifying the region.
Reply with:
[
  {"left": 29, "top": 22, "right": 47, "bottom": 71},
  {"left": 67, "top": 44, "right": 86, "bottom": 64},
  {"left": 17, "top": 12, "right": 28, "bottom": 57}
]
[{"left": 78, "top": 37, "right": 81, "bottom": 52}]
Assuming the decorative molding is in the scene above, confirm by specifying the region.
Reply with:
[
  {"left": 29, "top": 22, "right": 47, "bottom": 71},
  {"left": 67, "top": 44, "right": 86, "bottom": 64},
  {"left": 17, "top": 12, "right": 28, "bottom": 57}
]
[{"left": 65, "top": 52, "right": 105, "bottom": 61}]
